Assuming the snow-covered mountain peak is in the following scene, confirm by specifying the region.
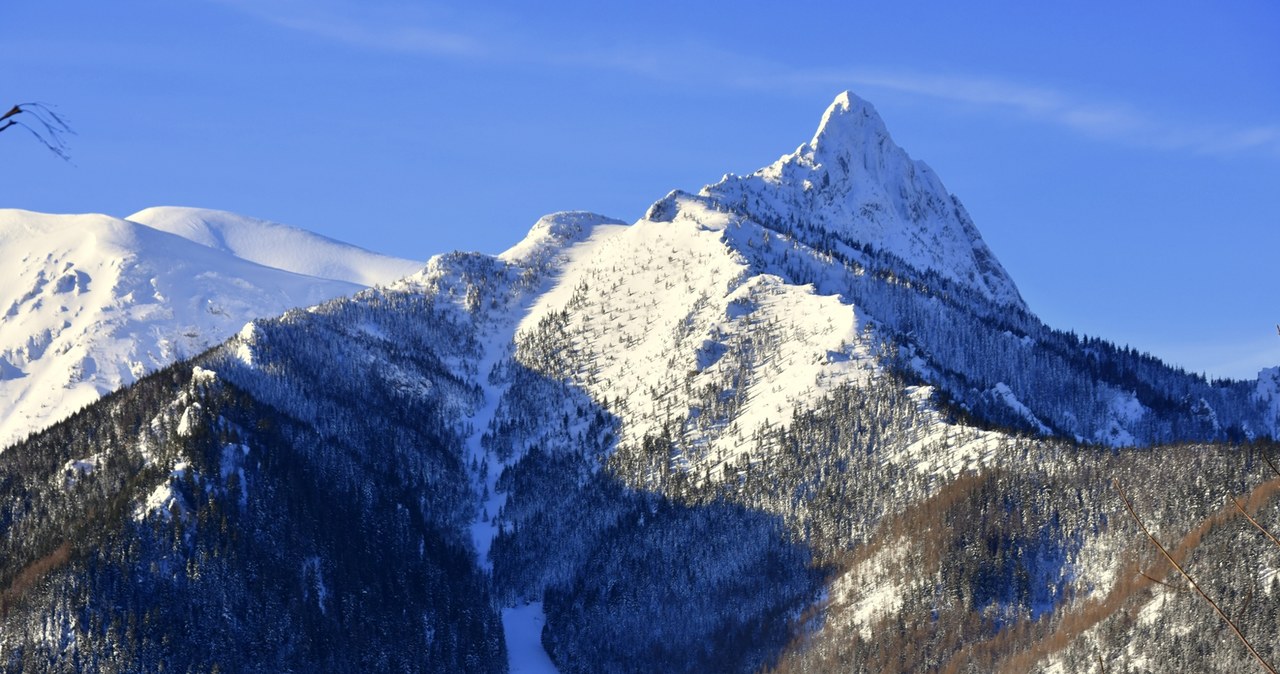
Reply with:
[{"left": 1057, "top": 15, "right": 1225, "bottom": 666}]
[
  {"left": 808, "top": 90, "right": 893, "bottom": 165},
  {"left": 127, "top": 206, "right": 422, "bottom": 287},
  {"left": 393, "top": 211, "right": 629, "bottom": 308},
  {"left": 498, "top": 211, "right": 628, "bottom": 268},
  {"left": 700, "top": 91, "right": 1026, "bottom": 311},
  {"left": 2, "top": 209, "right": 140, "bottom": 255}
]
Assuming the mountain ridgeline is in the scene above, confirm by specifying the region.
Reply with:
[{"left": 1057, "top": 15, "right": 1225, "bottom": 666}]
[{"left": 0, "top": 93, "right": 1276, "bottom": 673}]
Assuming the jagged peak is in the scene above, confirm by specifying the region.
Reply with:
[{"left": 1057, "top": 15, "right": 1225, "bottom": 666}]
[
  {"left": 696, "top": 91, "right": 1027, "bottom": 311},
  {"left": 808, "top": 91, "right": 893, "bottom": 161}
]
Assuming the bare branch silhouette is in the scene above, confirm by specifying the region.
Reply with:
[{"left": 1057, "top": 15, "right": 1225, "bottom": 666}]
[
  {"left": 1264, "top": 454, "right": 1280, "bottom": 481},
  {"left": 1114, "top": 480, "right": 1277, "bottom": 674},
  {"left": 0, "top": 102, "right": 74, "bottom": 160},
  {"left": 1229, "top": 495, "right": 1280, "bottom": 550},
  {"left": 1138, "top": 569, "right": 1191, "bottom": 593}
]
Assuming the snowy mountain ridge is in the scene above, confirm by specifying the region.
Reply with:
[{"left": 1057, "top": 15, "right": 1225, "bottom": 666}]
[
  {"left": 0, "top": 207, "right": 422, "bottom": 449},
  {"left": 396, "top": 89, "right": 1276, "bottom": 529}
]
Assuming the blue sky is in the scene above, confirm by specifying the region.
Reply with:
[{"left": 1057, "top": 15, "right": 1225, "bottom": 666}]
[{"left": 3, "top": 1, "right": 1277, "bottom": 379}]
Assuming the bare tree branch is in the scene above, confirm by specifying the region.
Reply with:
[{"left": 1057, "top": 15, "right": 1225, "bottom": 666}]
[
  {"left": 1114, "top": 480, "right": 1276, "bottom": 674},
  {"left": 1230, "top": 495, "right": 1280, "bottom": 550},
  {"left": 1264, "top": 454, "right": 1280, "bottom": 481},
  {"left": 1139, "top": 569, "right": 1191, "bottom": 593},
  {"left": 0, "top": 102, "right": 74, "bottom": 160}
]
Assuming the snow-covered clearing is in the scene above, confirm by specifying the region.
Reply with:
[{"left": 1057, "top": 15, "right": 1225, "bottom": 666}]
[{"left": 503, "top": 602, "right": 558, "bottom": 673}]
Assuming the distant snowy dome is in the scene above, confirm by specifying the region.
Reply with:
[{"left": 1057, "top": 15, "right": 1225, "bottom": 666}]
[
  {"left": 0, "top": 207, "right": 424, "bottom": 449},
  {"left": 128, "top": 206, "right": 423, "bottom": 287}
]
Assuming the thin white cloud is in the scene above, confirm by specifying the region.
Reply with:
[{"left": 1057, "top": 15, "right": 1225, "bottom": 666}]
[
  {"left": 271, "top": 15, "right": 483, "bottom": 57},
  {"left": 1200, "top": 125, "right": 1280, "bottom": 155},
  {"left": 756, "top": 67, "right": 1280, "bottom": 157},
  {"left": 211, "top": 0, "right": 486, "bottom": 57},
  {"left": 210, "top": 0, "right": 1280, "bottom": 158}
]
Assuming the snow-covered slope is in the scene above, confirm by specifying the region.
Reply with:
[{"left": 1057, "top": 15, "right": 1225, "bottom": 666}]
[
  {"left": 497, "top": 202, "right": 883, "bottom": 475},
  {"left": 427, "top": 200, "right": 1001, "bottom": 508},
  {"left": 0, "top": 208, "right": 423, "bottom": 449},
  {"left": 128, "top": 206, "right": 422, "bottom": 287}
]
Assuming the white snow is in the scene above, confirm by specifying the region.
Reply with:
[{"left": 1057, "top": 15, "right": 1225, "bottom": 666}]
[
  {"left": 992, "top": 382, "right": 1054, "bottom": 435},
  {"left": 175, "top": 403, "right": 201, "bottom": 437},
  {"left": 508, "top": 197, "right": 878, "bottom": 479},
  {"left": 493, "top": 194, "right": 1017, "bottom": 486},
  {"left": 60, "top": 454, "right": 103, "bottom": 488},
  {"left": 405, "top": 211, "right": 630, "bottom": 674},
  {"left": 128, "top": 206, "right": 422, "bottom": 287},
  {"left": 1262, "top": 563, "right": 1278, "bottom": 595},
  {"left": 498, "top": 211, "right": 627, "bottom": 268},
  {"left": 896, "top": 389, "right": 1006, "bottom": 478},
  {"left": 460, "top": 317, "right": 563, "bottom": 671},
  {"left": 0, "top": 208, "right": 423, "bottom": 449},
  {"left": 465, "top": 333, "right": 515, "bottom": 570},
  {"left": 140, "top": 483, "right": 179, "bottom": 519},
  {"left": 503, "top": 602, "right": 558, "bottom": 673},
  {"left": 1097, "top": 390, "right": 1144, "bottom": 446},
  {"left": 1254, "top": 366, "right": 1280, "bottom": 437},
  {"left": 701, "top": 91, "right": 1026, "bottom": 310},
  {"left": 830, "top": 539, "right": 911, "bottom": 638},
  {"left": 135, "top": 461, "right": 193, "bottom": 522},
  {"left": 191, "top": 365, "right": 218, "bottom": 385}
]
